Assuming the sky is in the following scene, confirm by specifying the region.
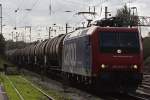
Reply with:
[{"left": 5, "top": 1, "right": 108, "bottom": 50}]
[{"left": 0, "top": 0, "right": 150, "bottom": 42}]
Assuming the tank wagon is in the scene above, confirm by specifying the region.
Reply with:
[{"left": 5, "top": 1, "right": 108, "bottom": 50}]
[{"left": 6, "top": 26, "right": 143, "bottom": 92}]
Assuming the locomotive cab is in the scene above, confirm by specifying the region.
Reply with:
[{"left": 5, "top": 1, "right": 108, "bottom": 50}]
[{"left": 91, "top": 26, "right": 143, "bottom": 91}]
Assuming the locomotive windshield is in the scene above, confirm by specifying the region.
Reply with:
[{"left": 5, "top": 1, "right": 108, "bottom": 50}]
[{"left": 99, "top": 32, "right": 140, "bottom": 53}]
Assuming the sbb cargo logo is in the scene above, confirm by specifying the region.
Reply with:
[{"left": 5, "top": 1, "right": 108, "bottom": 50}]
[{"left": 63, "top": 43, "right": 76, "bottom": 67}]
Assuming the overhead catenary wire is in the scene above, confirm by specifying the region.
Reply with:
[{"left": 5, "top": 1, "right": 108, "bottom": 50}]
[
  {"left": 17, "top": 0, "right": 40, "bottom": 26},
  {"left": 18, "top": 0, "right": 107, "bottom": 26},
  {"left": 1, "top": 3, "right": 19, "bottom": 26},
  {"left": 13, "top": 0, "right": 41, "bottom": 42},
  {"left": 15, "top": 0, "right": 25, "bottom": 11},
  {"left": 30, "top": 0, "right": 40, "bottom": 10},
  {"left": 52, "top": 0, "right": 89, "bottom": 14},
  {"left": 13, "top": 0, "right": 107, "bottom": 41},
  {"left": 6, "top": 0, "right": 109, "bottom": 41},
  {"left": 49, "top": 0, "right": 103, "bottom": 24}
]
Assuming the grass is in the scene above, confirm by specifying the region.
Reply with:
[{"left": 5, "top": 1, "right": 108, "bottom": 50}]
[
  {"left": 35, "top": 84, "right": 69, "bottom": 100},
  {"left": 23, "top": 73, "right": 71, "bottom": 100},
  {"left": 0, "top": 56, "right": 58, "bottom": 100},
  {"left": 8, "top": 75, "right": 48, "bottom": 100},
  {"left": 0, "top": 74, "right": 49, "bottom": 100},
  {"left": 0, "top": 56, "right": 70, "bottom": 100},
  {"left": 0, "top": 73, "right": 20, "bottom": 100},
  {"left": 0, "top": 56, "right": 20, "bottom": 100},
  {"left": 0, "top": 55, "right": 15, "bottom": 69}
]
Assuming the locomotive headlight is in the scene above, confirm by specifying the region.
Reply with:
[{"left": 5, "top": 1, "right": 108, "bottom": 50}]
[
  {"left": 133, "top": 65, "right": 138, "bottom": 69},
  {"left": 101, "top": 64, "right": 106, "bottom": 69}
]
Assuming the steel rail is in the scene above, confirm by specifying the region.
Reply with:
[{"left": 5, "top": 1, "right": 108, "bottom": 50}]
[
  {"left": 5, "top": 75, "right": 25, "bottom": 100},
  {"left": 128, "top": 92, "right": 150, "bottom": 100},
  {"left": 19, "top": 76, "right": 55, "bottom": 100}
]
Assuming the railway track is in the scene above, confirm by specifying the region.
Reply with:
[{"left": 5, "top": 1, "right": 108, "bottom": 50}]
[
  {"left": 21, "top": 69, "right": 102, "bottom": 100},
  {"left": 77, "top": 73, "right": 150, "bottom": 100},
  {"left": 19, "top": 76, "right": 55, "bottom": 100},
  {"left": 6, "top": 76, "right": 24, "bottom": 100},
  {"left": 104, "top": 93, "right": 149, "bottom": 100},
  {"left": 87, "top": 88, "right": 150, "bottom": 100},
  {"left": 127, "top": 72, "right": 150, "bottom": 100},
  {"left": 130, "top": 90, "right": 150, "bottom": 100},
  {"left": 4, "top": 74, "right": 55, "bottom": 100},
  {"left": 22, "top": 69, "right": 150, "bottom": 100}
]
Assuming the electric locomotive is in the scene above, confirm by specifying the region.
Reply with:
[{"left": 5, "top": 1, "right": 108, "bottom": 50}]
[
  {"left": 62, "top": 26, "right": 143, "bottom": 91},
  {"left": 6, "top": 25, "right": 143, "bottom": 92}
]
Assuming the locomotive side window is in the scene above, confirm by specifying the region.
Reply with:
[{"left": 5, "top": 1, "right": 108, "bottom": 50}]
[{"left": 99, "top": 32, "right": 140, "bottom": 53}]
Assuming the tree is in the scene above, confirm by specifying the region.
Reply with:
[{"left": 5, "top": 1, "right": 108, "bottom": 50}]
[
  {"left": 0, "top": 34, "right": 5, "bottom": 55},
  {"left": 5, "top": 40, "right": 27, "bottom": 50},
  {"left": 115, "top": 5, "right": 139, "bottom": 27}
]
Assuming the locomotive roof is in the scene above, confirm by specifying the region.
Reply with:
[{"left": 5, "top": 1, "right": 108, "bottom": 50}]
[
  {"left": 64, "top": 26, "right": 139, "bottom": 41},
  {"left": 64, "top": 26, "right": 98, "bottom": 41}
]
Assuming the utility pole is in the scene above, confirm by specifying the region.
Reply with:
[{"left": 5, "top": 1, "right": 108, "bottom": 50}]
[
  {"left": 94, "top": 6, "right": 96, "bottom": 14},
  {"left": 16, "top": 32, "right": 18, "bottom": 42},
  {"left": 66, "top": 23, "right": 68, "bottom": 34},
  {"left": 49, "top": 27, "right": 51, "bottom": 39},
  {"left": 49, "top": 0, "right": 52, "bottom": 15},
  {"left": 14, "top": 8, "right": 19, "bottom": 30},
  {"left": 12, "top": 32, "right": 13, "bottom": 41},
  {"left": 105, "top": 6, "right": 108, "bottom": 19},
  {"left": 89, "top": 6, "right": 91, "bottom": 12},
  {"left": 65, "top": 23, "right": 71, "bottom": 34},
  {"left": 0, "top": 4, "right": 2, "bottom": 34},
  {"left": 104, "top": 6, "right": 111, "bottom": 19}
]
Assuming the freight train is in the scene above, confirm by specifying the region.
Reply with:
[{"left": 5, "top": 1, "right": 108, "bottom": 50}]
[{"left": 6, "top": 25, "right": 143, "bottom": 92}]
